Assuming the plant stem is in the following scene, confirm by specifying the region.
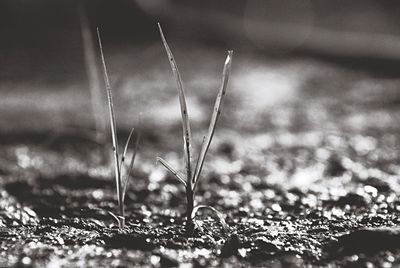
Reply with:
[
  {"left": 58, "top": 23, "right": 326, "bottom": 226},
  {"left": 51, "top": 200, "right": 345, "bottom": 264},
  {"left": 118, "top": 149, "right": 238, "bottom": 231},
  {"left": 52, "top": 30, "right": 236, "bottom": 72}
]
[
  {"left": 185, "top": 187, "right": 195, "bottom": 235},
  {"left": 118, "top": 215, "right": 125, "bottom": 229},
  {"left": 120, "top": 202, "right": 124, "bottom": 221}
]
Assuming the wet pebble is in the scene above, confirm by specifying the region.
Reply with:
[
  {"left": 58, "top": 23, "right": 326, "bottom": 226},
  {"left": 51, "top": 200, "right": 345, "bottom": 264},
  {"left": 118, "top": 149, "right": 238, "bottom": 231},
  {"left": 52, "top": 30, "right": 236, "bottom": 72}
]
[
  {"left": 254, "top": 236, "right": 280, "bottom": 252},
  {"left": 103, "top": 233, "right": 155, "bottom": 250},
  {"left": 324, "top": 155, "right": 346, "bottom": 177},
  {"left": 364, "top": 177, "right": 392, "bottom": 193},
  {"left": 334, "top": 193, "right": 368, "bottom": 207},
  {"left": 220, "top": 234, "right": 240, "bottom": 258},
  {"left": 159, "top": 254, "right": 179, "bottom": 267}
]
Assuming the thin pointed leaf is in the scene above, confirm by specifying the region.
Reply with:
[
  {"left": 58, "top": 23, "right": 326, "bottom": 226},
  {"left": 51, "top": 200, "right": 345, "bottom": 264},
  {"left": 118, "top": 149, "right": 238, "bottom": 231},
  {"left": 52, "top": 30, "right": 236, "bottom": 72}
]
[
  {"left": 97, "top": 28, "right": 123, "bottom": 213},
  {"left": 157, "top": 157, "right": 187, "bottom": 188},
  {"left": 158, "top": 23, "right": 192, "bottom": 184},
  {"left": 192, "top": 51, "right": 233, "bottom": 191},
  {"left": 122, "top": 116, "right": 142, "bottom": 202},
  {"left": 191, "top": 205, "right": 229, "bottom": 234},
  {"left": 120, "top": 126, "right": 136, "bottom": 203},
  {"left": 120, "top": 126, "right": 135, "bottom": 168}
]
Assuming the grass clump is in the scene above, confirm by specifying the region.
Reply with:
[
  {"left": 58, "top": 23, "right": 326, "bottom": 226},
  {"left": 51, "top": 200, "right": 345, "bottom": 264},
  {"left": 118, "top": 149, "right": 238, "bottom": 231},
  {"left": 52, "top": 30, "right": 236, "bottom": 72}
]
[
  {"left": 97, "top": 28, "right": 140, "bottom": 230},
  {"left": 157, "top": 24, "right": 233, "bottom": 235}
]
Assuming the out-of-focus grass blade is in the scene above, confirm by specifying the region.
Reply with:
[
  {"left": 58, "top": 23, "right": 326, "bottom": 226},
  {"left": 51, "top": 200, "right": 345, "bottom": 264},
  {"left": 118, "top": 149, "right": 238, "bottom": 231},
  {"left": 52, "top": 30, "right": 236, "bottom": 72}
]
[
  {"left": 157, "top": 157, "right": 187, "bottom": 188},
  {"left": 79, "top": 7, "right": 107, "bottom": 145},
  {"left": 158, "top": 23, "right": 192, "bottom": 184},
  {"left": 97, "top": 28, "right": 123, "bottom": 209},
  {"left": 192, "top": 51, "right": 233, "bottom": 191}
]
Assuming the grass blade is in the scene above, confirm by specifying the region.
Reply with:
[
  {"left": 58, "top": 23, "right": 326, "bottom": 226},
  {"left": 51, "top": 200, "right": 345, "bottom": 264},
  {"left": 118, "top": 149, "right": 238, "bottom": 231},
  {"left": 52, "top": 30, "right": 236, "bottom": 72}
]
[
  {"left": 192, "top": 51, "right": 233, "bottom": 191},
  {"left": 79, "top": 7, "right": 107, "bottom": 145},
  {"left": 120, "top": 126, "right": 135, "bottom": 168},
  {"left": 97, "top": 28, "right": 123, "bottom": 212},
  {"left": 106, "top": 210, "right": 125, "bottom": 229},
  {"left": 192, "top": 135, "right": 205, "bottom": 181},
  {"left": 157, "top": 157, "right": 187, "bottom": 188},
  {"left": 122, "top": 116, "right": 142, "bottom": 202},
  {"left": 158, "top": 23, "right": 193, "bottom": 184},
  {"left": 191, "top": 205, "right": 229, "bottom": 234},
  {"left": 120, "top": 126, "right": 135, "bottom": 202}
]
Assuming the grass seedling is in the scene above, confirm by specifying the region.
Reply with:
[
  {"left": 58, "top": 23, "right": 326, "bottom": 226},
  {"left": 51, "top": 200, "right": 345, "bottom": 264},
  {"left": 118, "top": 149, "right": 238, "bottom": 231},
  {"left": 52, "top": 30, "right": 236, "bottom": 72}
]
[
  {"left": 97, "top": 28, "right": 140, "bottom": 230},
  {"left": 157, "top": 24, "right": 233, "bottom": 235}
]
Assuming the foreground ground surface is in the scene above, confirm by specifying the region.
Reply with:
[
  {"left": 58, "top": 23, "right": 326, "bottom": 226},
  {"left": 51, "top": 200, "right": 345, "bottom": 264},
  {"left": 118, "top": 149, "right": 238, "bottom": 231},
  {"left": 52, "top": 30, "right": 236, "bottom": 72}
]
[{"left": 2, "top": 44, "right": 400, "bottom": 267}]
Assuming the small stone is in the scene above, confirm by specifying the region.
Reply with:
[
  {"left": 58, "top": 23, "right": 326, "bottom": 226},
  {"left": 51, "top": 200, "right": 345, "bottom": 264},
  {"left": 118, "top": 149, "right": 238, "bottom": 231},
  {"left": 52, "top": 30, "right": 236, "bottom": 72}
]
[
  {"left": 21, "top": 256, "right": 31, "bottom": 265},
  {"left": 271, "top": 203, "right": 282, "bottom": 212},
  {"left": 159, "top": 254, "right": 179, "bottom": 267},
  {"left": 150, "top": 255, "right": 160, "bottom": 266},
  {"left": 254, "top": 236, "right": 279, "bottom": 252},
  {"left": 220, "top": 234, "right": 240, "bottom": 258},
  {"left": 325, "top": 155, "right": 346, "bottom": 177},
  {"left": 335, "top": 193, "right": 367, "bottom": 207}
]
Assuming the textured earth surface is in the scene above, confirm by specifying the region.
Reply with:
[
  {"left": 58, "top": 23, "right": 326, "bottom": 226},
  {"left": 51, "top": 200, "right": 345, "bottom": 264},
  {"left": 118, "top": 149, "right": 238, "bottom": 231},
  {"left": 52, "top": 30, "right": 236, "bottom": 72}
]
[{"left": 1, "top": 43, "right": 400, "bottom": 267}]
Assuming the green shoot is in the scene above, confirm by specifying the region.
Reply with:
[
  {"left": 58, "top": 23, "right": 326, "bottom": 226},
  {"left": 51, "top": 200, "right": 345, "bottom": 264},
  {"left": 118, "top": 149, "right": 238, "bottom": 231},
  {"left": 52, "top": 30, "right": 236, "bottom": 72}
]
[
  {"left": 192, "top": 49, "right": 233, "bottom": 194},
  {"left": 158, "top": 23, "right": 193, "bottom": 184},
  {"left": 157, "top": 23, "right": 233, "bottom": 235},
  {"left": 97, "top": 28, "right": 140, "bottom": 230}
]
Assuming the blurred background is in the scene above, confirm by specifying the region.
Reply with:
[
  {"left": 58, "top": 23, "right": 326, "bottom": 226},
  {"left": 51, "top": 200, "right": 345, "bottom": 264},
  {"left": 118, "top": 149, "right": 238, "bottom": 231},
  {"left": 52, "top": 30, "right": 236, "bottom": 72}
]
[
  {"left": 1, "top": 0, "right": 400, "bottom": 145},
  {"left": 2, "top": 0, "right": 400, "bottom": 82}
]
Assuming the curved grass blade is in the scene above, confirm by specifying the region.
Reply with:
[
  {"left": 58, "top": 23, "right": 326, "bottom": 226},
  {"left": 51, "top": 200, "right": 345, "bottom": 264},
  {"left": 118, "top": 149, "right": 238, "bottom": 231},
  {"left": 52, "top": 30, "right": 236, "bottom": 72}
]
[
  {"left": 107, "top": 210, "right": 125, "bottom": 229},
  {"left": 157, "top": 157, "right": 187, "bottom": 188},
  {"left": 192, "top": 51, "right": 233, "bottom": 191},
  {"left": 122, "top": 116, "right": 142, "bottom": 202},
  {"left": 97, "top": 28, "right": 123, "bottom": 212},
  {"left": 191, "top": 205, "right": 229, "bottom": 234},
  {"left": 158, "top": 23, "right": 192, "bottom": 184},
  {"left": 120, "top": 126, "right": 135, "bottom": 202},
  {"left": 120, "top": 126, "right": 135, "bottom": 168}
]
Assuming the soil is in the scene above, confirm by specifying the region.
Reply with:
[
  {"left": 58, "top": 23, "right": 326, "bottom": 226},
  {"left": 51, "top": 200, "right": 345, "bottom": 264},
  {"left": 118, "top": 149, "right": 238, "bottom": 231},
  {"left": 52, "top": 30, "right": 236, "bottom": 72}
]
[{"left": 2, "top": 45, "right": 400, "bottom": 267}]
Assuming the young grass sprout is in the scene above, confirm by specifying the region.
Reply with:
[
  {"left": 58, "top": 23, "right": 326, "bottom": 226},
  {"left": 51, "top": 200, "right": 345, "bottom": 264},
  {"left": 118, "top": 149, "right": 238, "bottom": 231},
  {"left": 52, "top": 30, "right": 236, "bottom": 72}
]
[
  {"left": 97, "top": 28, "right": 141, "bottom": 230},
  {"left": 157, "top": 23, "right": 233, "bottom": 235}
]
